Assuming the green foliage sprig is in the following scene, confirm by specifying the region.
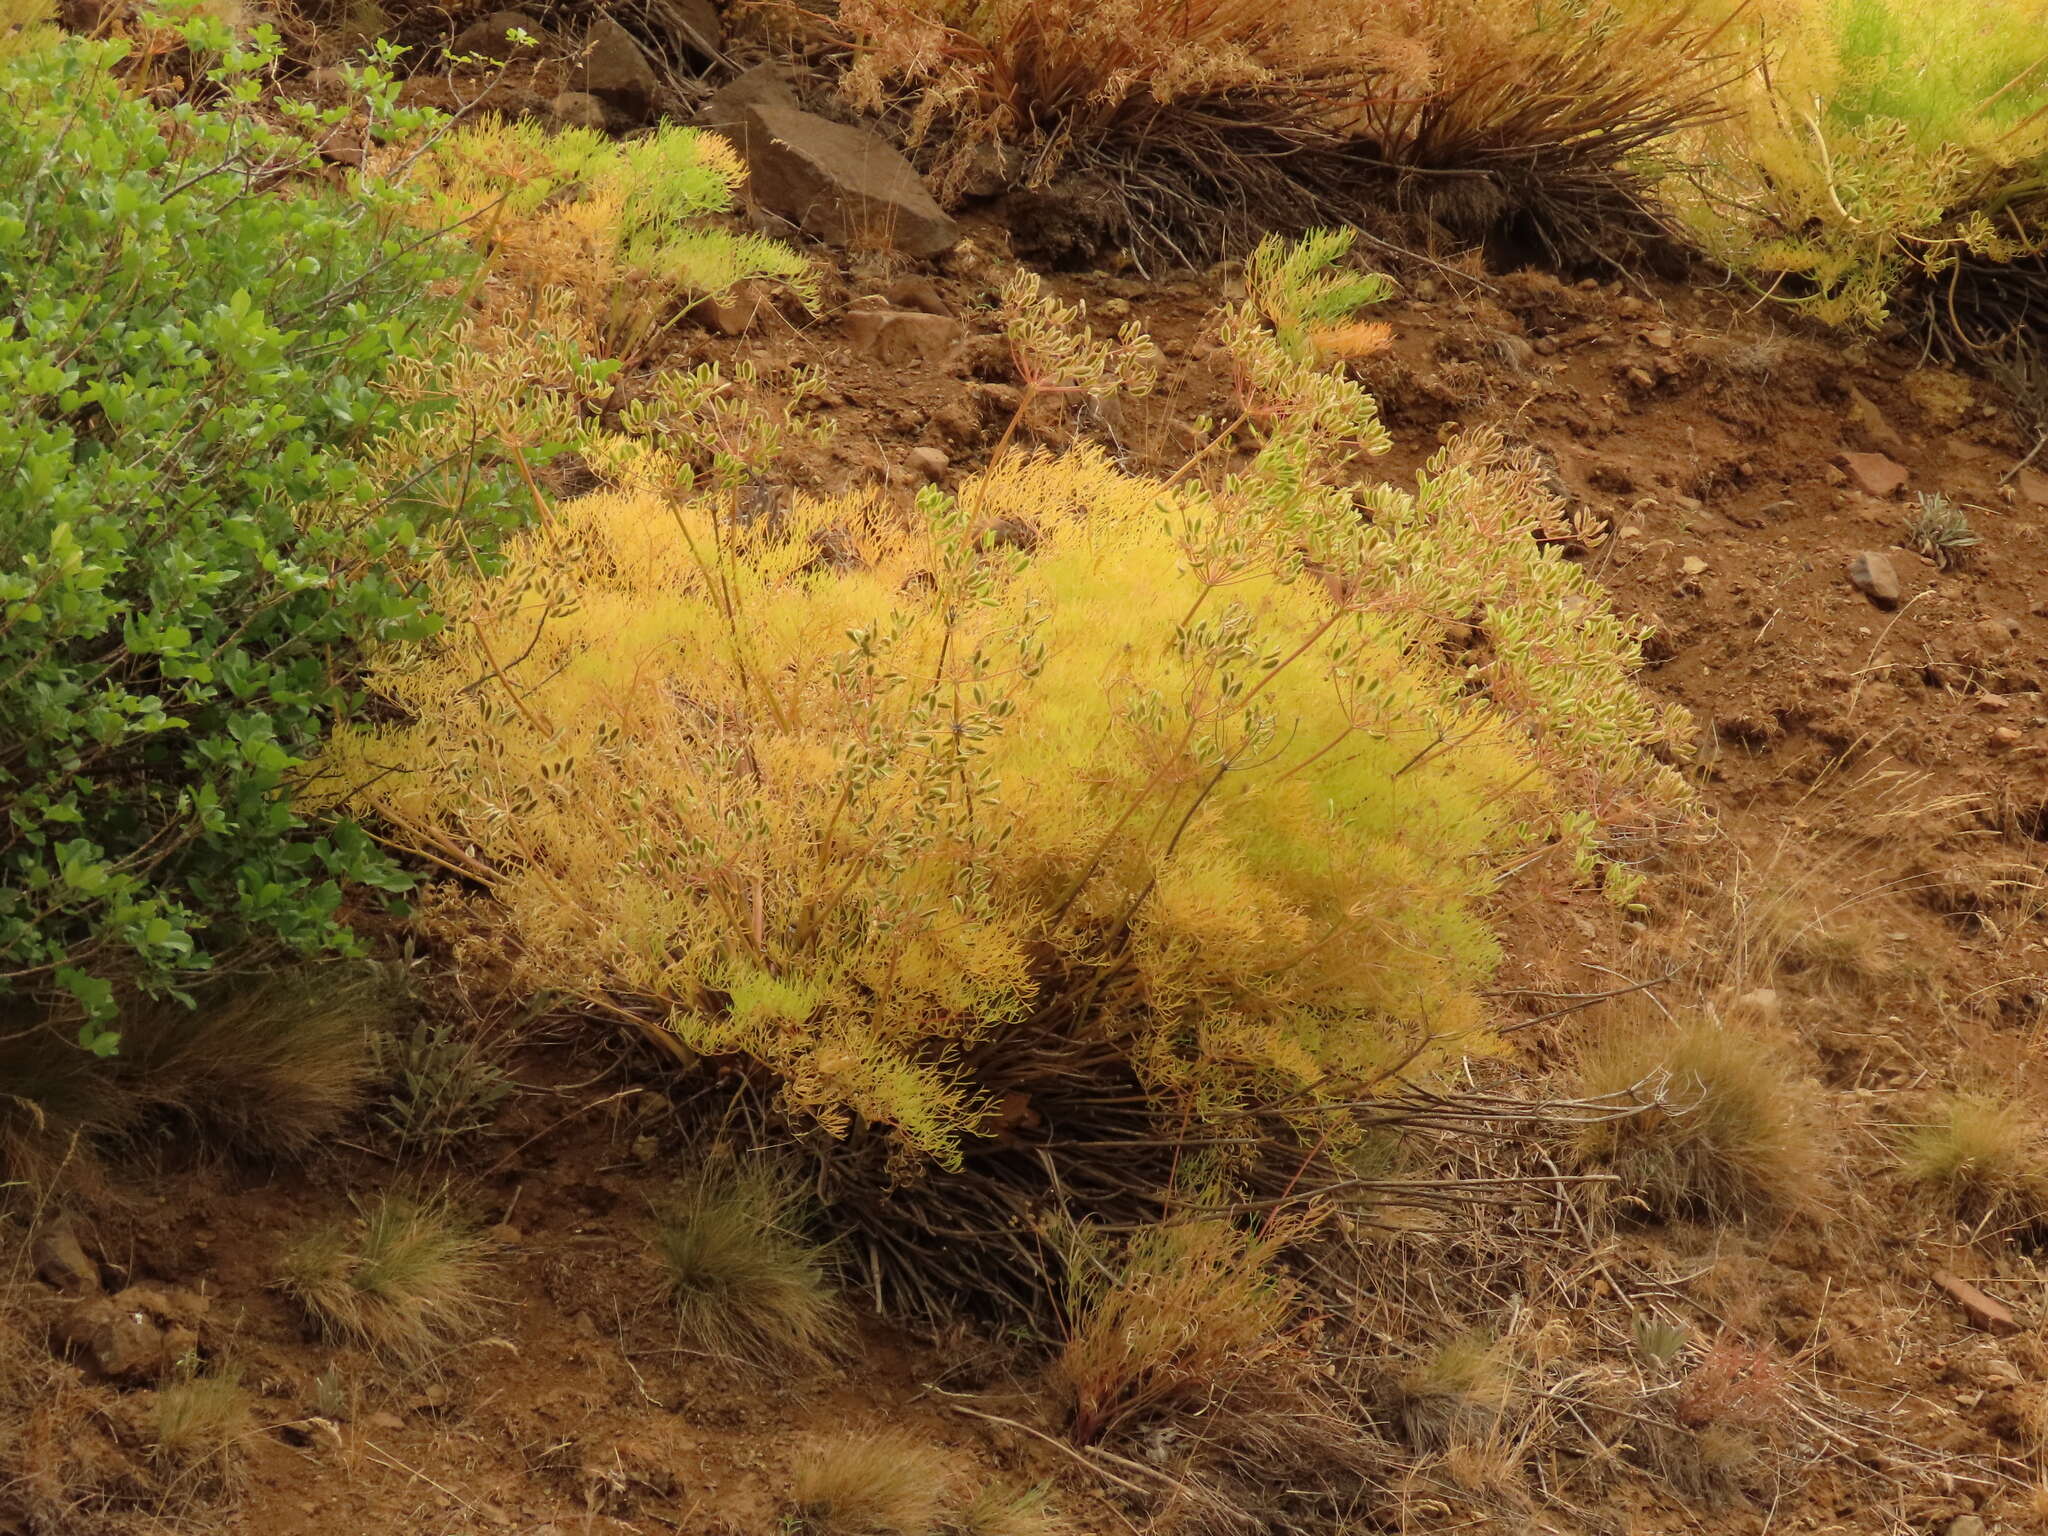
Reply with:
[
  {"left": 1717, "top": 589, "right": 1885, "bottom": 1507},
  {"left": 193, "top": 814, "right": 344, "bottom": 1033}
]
[{"left": 0, "top": 20, "right": 526, "bottom": 1042}]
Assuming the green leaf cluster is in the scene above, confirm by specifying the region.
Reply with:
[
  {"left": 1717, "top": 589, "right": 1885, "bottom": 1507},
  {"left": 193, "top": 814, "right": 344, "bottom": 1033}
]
[{"left": 0, "top": 30, "right": 522, "bottom": 1035}]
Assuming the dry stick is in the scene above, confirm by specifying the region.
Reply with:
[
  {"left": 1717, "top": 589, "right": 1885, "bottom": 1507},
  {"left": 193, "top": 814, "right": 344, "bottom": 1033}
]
[
  {"left": 936, "top": 1400, "right": 1165, "bottom": 1516},
  {"left": 1492, "top": 969, "right": 1679, "bottom": 1035}
]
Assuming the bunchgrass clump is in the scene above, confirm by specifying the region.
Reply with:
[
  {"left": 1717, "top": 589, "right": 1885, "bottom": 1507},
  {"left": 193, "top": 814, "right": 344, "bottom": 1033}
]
[
  {"left": 1395, "top": 1333, "right": 1511, "bottom": 1455},
  {"left": 792, "top": 1432, "right": 951, "bottom": 1536},
  {"left": 944, "top": 1482, "right": 1066, "bottom": 1536},
  {"left": 2, "top": 967, "right": 395, "bottom": 1186},
  {"left": 1904, "top": 494, "right": 1981, "bottom": 570},
  {"left": 1053, "top": 1216, "right": 1307, "bottom": 1447},
  {"left": 1900, "top": 1094, "right": 2048, "bottom": 1237},
  {"left": 277, "top": 1192, "right": 489, "bottom": 1364},
  {"left": 652, "top": 1163, "right": 842, "bottom": 1370},
  {"left": 151, "top": 1363, "right": 251, "bottom": 1498},
  {"left": 1577, "top": 1017, "right": 1822, "bottom": 1223},
  {"left": 839, "top": 0, "right": 1740, "bottom": 263}
]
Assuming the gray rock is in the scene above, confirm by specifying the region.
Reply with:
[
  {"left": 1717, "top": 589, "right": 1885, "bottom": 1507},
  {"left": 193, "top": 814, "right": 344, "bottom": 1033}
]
[
  {"left": 906, "top": 446, "right": 951, "bottom": 482},
  {"left": 451, "top": 9, "right": 543, "bottom": 62},
  {"left": 580, "top": 18, "right": 659, "bottom": 123},
  {"left": 697, "top": 64, "right": 801, "bottom": 158},
  {"left": 549, "top": 90, "right": 611, "bottom": 132},
  {"left": 739, "top": 103, "right": 958, "bottom": 257},
  {"left": 1848, "top": 550, "right": 1901, "bottom": 608},
  {"left": 668, "top": 0, "right": 723, "bottom": 66}
]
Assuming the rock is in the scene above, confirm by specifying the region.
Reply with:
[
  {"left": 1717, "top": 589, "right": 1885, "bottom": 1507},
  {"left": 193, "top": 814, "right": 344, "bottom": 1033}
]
[
  {"left": 1991, "top": 726, "right": 2024, "bottom": 751},
  {"left": 1970, "top": 617, "right": 2019, "bottom": 660},
  {"left": 1847, "top": 550, "right": 1901, "bottom": 608},
  {"left": 114, "top": 1285, "right": 209, "bottom": 1329},
  {"left": 738, "top": 103, "right": 958, "bottom": 256},
  {"left": 884, "top": 275, "right": 949, "bottom": 316},
  {"left": 549, "top": 91, "right": 610, "bottom": 132},
  {"left": 1846, "top": 387, "right": 1907, "bottom": 456},
  {"left": 55, "top": 1296, "right": 172, "bottom": 1381},
  {"left": 1642, "top": 325, "right": 1676, "bottom": 351},
  {"left": 1841, "top": 451, "right": 1909, "bottom": 498},
  {"left": 31, "top": 1224, "right": 99, "bottom": 1296},
  {"left": 1932, "top": 1270, "right": 2019, "bottom": 1335},
  {"left": 367, "top": 1411, "right": 406, "bottom": 1434},
  {"left": 1680, "top": 555, "right": 1709, "bottom": 577},
  {"left": 954, "top": 141, "right": 1017, "bottom": 200},
  {"left": 906, "top": 446, "right": 950, "bottom": 482},
  {"left": 841, "top": 307, "right": 962, "bottom": 365},
  {"left": 697, "top": 64, "right": 800, "bottom": 157},
  {"left": 667, "top": 0, "right": 722, "bottom": 66},
  {"left": 1948, "top": 1516, "right": 1988, "bottom": 1536},
  {"left": 451, "top": 9, "right": 543, "bottom": 61},
  {"left": 691, "top": 282, "right": 774, "bottom": 336},
  {"left": 932, "top": 401, "right": 980, "bottom": 447},
  {"left": 579, "top": 18, "right": 658, "bottom": 124},
  {"left": 2020, "top": 466, "right": 2048, "bottom": 510}
]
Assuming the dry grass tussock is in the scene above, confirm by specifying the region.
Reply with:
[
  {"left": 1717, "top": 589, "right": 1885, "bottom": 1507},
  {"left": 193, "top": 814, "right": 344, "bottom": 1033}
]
[
  {"left": 943, "top": 1482, "right": 1068, "bottom": 1536},
  {"left": 1, "top": 964, "right": 397, "bottom": 1187},
  {"left": 1575, "top": 1014, "right": 1824, "bottom": 1223},
  {"left": 653, "top": 1160, "right": 843, "bottom": 1370},
  {"left": 793, "top": 1431, "right": 951, "bottom": 1536},
  {"left": 276, "top": 1190, "right": 490, "bottom": 1365},
  {"left": 1050, "top": 1213, "right": 1392, "bottom": 1528},
  {"left": 149, "top": 1363, "right": 252, "bottom": 1501},
  {"left": 1900, "top": 1093, "right": 2048, "bottom": 1239},
  {"left": 1394, "top": 1333, "right": 1511, "bottom": 1455},
  {"left": 838, "top": 0, "right": 1741, "bottom": 262}
]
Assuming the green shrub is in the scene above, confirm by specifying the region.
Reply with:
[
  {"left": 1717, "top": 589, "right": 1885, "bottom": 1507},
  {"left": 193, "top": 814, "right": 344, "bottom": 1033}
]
[
  {"left": 1670, "top": 0, "right": 2048, "bottom": 337},
  {"left": 0, "top": 24, "right": 531, "bottom": 1041},
  {"left": 332, "top": 233, "right": 1688, "bottom": 1172},
  {"left": 414, "top": 116, "right": 817, "bottom": 357}
]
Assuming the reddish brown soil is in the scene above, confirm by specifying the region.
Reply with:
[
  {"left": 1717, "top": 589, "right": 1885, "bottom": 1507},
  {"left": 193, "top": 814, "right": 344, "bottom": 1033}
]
[{"left": 11, "top": 214, "right": 2048, "bottom": 1536}]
